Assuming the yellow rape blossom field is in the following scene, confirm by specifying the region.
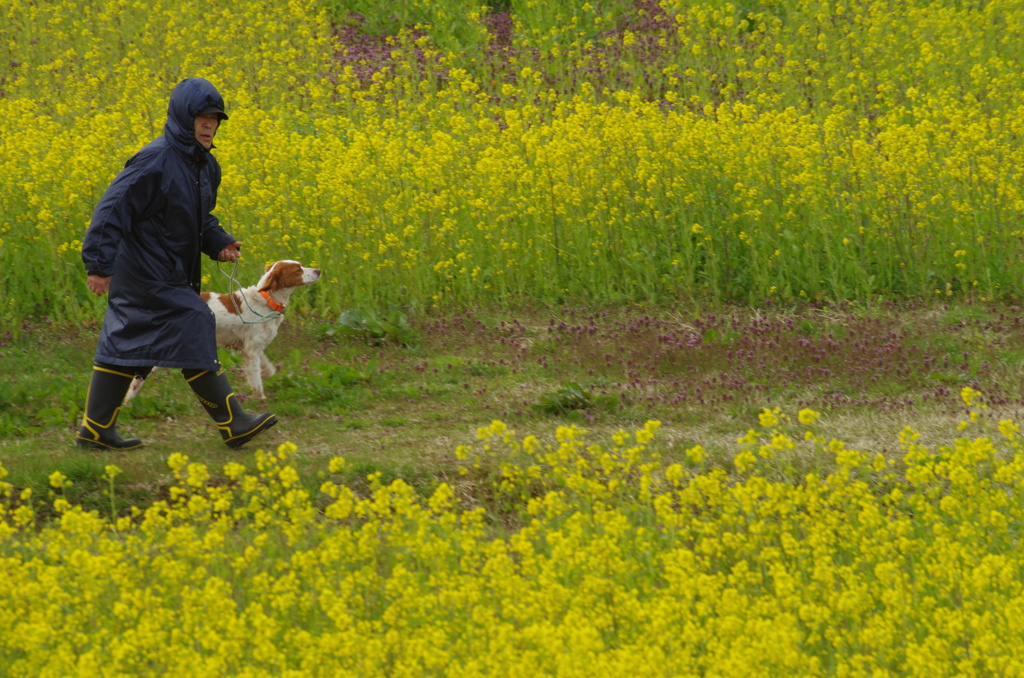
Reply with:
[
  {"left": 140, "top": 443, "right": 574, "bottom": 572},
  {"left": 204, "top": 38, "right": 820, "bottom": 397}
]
[
  {"left": 5, "top": 396, "right": 1024, "bottom": 674},
  {"left": 5, "top": 0, "right": 1024, "bottom": 674},
  {"left": 2, "top": 0, "right": 1024, "bottom": 325}
]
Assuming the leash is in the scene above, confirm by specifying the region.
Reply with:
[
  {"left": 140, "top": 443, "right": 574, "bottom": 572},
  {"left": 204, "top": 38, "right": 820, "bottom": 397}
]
[{"left": 216, "top": 260, "right": 283, "bottom": 325}]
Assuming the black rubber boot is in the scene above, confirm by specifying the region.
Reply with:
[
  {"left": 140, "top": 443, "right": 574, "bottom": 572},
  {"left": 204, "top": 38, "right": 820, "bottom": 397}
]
[
  {"left": 184, "top": 369, "right": 277, "bottom": 449},
  {"left": 76, "top": 365, "right": 144, "bottom": 450}
]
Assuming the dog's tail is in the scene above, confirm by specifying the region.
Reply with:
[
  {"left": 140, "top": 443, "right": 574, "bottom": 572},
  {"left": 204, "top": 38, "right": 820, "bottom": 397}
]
[{"left": 122, "top": 375, "right": 147, "bottom": 406}]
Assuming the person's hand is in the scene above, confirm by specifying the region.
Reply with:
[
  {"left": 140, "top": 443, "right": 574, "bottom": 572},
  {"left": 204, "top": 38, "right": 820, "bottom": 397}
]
[
  {"left": 87, "top": 275, "right": 111, "bottom": 296},
  {"left": 219, "top": 241, "right": 242, "bottom": 262}
]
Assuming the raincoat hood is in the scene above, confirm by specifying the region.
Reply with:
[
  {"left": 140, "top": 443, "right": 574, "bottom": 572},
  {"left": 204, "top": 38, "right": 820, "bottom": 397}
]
[{"left": 164, "top": 78, "right": 228, "bottom": 155}]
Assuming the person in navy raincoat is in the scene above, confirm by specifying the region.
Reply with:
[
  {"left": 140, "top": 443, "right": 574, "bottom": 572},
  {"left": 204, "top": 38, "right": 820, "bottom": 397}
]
[{"left": 76, "top": 77, "right": 277, "bottom": 450}]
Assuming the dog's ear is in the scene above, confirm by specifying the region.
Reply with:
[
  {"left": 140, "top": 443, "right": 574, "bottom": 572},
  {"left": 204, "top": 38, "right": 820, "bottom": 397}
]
[{"left": 259, "top": 264, "right": 282, "bottom": 292}]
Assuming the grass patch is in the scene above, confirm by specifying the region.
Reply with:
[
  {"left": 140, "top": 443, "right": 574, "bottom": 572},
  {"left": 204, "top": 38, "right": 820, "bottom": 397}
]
[{"left": 7, "top": 300, "right": 1024, "bottom": 513}]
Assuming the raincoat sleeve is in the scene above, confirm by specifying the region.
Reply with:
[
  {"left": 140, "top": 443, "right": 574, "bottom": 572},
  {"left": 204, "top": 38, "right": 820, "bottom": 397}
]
[
  {"left": 199, "top": 156, "right": 237, "bottom": 259},
  {"left": 201, "top": 212, "right": 236, "bottom": 260},
  {"left": 82, "top": 161, "right": 164, "bottom": 277}
]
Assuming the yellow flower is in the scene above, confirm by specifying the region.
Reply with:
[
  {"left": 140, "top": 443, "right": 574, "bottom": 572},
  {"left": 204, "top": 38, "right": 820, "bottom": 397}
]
[
  {"left": 759, "top": 407, "right": 780, "bottom": 428},
  {"left": 798, "top": 408, "right": 820, "bottom": 426},
  {"left": 998, "top": 420, "right": 1019, "bottom": 441},
  {"left": 685, "top": 445, "right": 706, "bottom": 464},
  {"left": 960, "top": 386, "right": 983, "bottom": 408},
  {"left": 167, "top": 453, "right": 189, "bottom": 473},
  {"left": 223, "top": 462, "right": 247, "bottom": 479}
]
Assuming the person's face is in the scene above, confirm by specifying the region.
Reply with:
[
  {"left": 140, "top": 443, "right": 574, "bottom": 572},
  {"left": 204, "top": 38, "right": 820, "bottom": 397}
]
[{"left": 194, "top": 114, "right": 220, "bottom": 149}]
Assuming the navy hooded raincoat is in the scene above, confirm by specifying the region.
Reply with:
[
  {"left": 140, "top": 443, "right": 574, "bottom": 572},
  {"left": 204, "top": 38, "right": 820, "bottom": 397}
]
[{"left": 82, "top": 78, "right": 237, "bottom": 372}]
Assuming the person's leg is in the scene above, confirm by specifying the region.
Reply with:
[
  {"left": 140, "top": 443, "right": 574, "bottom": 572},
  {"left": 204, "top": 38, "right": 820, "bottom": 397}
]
[
  {"left": 76, "top": 364, "right": 151, "bottom": 449},
  {"left": 182, "top": 368, "right": 277, "bottom": 448}
]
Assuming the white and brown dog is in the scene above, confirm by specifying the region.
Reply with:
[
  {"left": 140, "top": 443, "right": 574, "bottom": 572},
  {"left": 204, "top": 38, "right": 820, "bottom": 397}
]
[{"left": 124, "top": 260, "right": 321, "bottom": 403}]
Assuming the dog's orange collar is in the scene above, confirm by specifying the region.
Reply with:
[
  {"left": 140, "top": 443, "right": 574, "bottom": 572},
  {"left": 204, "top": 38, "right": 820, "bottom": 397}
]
[{"left": 259, "top": 290, "right": 285, "bottom": 314}]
